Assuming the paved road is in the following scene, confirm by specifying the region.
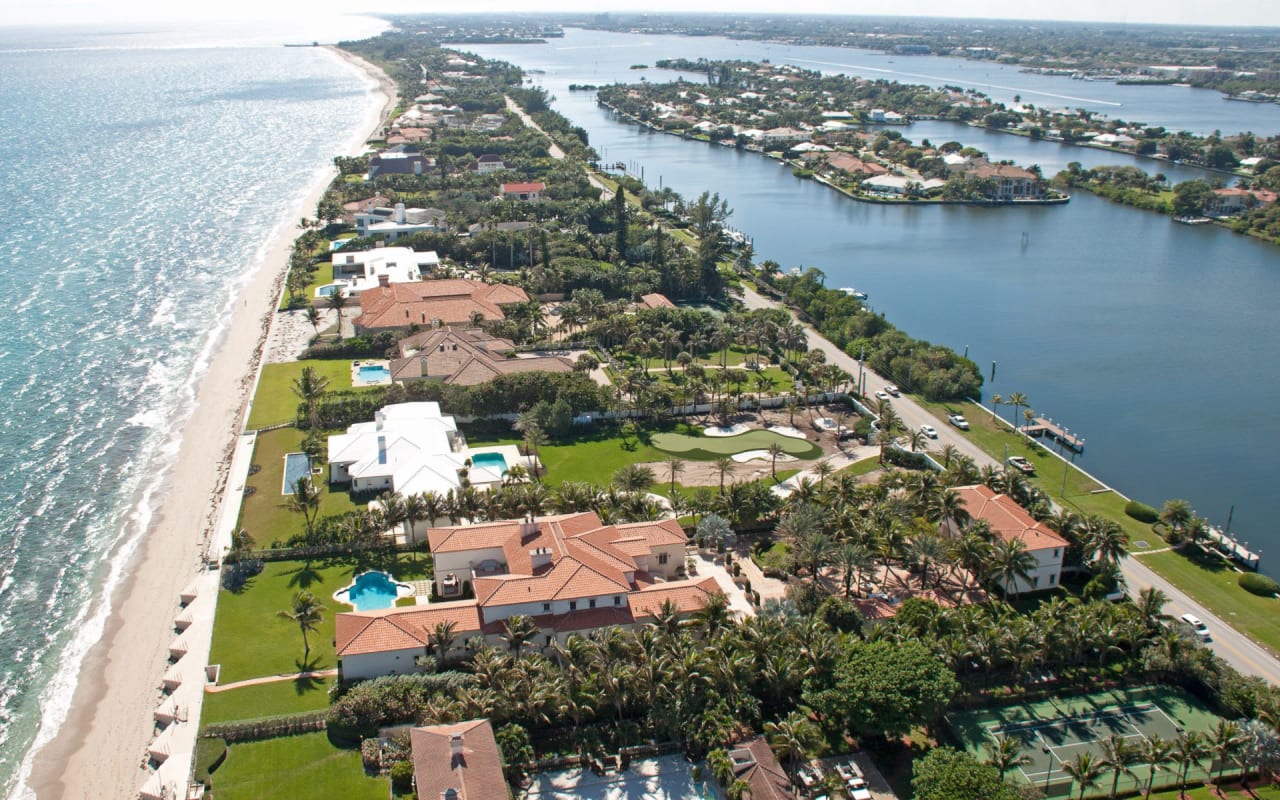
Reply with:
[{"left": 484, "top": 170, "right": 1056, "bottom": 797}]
[{"left": 743, "top": 285, "right": 1280, "bottom": 684}]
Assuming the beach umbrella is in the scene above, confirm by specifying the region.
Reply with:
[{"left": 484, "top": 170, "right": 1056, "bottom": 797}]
[
  {"left": 168, "top": 636, "right": 188, "bottom": 660},
  {"left": 147, "top": 726, "right": 173, "bottom": 763},
  {"left": 154, "top": 696, "right": 179, "bottom": 724},
  {"left": 138, "top": 772, "right": 168, "bottom": 800},
  {"left": 161, "top": 664, "right": 183, "bottom": 691}
]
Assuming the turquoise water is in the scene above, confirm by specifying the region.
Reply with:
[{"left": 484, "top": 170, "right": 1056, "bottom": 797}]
[
  {"left": 471, "top": 452, "right": 509, "bottom": 474},
  {"left": 358, "top": 364, "right": 390, "bottom": 381},
  {"left": 281, "top": 453, "right": 311, "bottom": 495},
  {"left": 0, "top": 21, "right": 384, "bottom": 797},
  {"left": 338, "top": 571, "right": 404, "bottom": 612},
  {"left": 316, "top": 283, "right": 341, "bottom": 297}
]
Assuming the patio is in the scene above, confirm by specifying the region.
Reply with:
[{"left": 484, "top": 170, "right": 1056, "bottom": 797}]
[{"left": 523, "top": 754, "right": 725, "bottom": 800}]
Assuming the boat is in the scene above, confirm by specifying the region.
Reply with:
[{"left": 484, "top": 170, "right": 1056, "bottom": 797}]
[
  {"left": 838, "top": 287, "right": 868, "bottom": 300},
  {"left": 1173, "top": 216, "right": 1212, "bottom": 225}
]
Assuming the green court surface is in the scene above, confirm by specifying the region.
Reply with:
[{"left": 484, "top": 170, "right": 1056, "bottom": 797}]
[
  {"left": 949, "top": 687, "right": 1222, "bottom": 797},
  {"left": 650, "top": 429, "right": 822, "bottom": 460}
]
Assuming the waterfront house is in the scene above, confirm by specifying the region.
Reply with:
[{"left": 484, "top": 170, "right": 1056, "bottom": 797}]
[
  {"left": 330, "top": 246, "right": 440, "bottom": 295},
  {"left": 389, "top": 326, "right": 574, "bottom": 386},
  {"left": 410, "top": 719, "right": 509, "bottom": 800},
  {"left": 334, "top": 512, "right": 721, "bottom": 679},
  {"left": 961, "top": 159, "right": 1046, "bottom": 200},
  {"left": 499, "top": 181, "right": 545, "bottom": 201},
  {"left": 946, "top": 484, "right": 1066, "bottom": 594},
  {"left": 862, "top": 175, "right": 946, "bottom": 195},
  {"left": 353, "top": 279, "right": 528, "bottom": 334},
  {"left": 1204, "top": 187, "right": 1277, "bottom": 217},
  {"left": 354, "top": 203, "right": 447, "bottom": 242}
]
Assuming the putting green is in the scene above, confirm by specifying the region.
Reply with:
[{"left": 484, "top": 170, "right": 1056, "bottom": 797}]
[{"left": 651, "top": 430, "right": 822, "bottom": 460}]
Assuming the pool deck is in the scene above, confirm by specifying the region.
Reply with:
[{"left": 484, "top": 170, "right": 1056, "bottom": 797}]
[{"left": 350, "top": 359, "right": 391, "bottom": 387}]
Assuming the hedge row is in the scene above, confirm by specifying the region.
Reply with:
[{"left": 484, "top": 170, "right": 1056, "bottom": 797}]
[{"left": 202, "top": 710, "right": 328, "bottom": 743}]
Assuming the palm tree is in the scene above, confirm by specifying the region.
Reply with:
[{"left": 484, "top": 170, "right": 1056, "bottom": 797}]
[
  {"left": 281, "top": 477, "right": 322, "bottom": 543},
  {"left": 290, "top": 366, "right": 330, "bottom": 430},
  {"left": 277, "top": 590, "right": 325, "bottom": 660},
  {"left": 327, "top": 290, "right": 348, "bottom": 340},
  {"left": 713, "top": 456, "right": 734, "bottom": 494},
  {"left": 612, "top": 463, "right": 656, "bottom": 494},
  {"left": 1173, "top": 731, "right": 1208, "bottom": 796},
  {"left": 985, "top": 735, "right": 1032, "bottom": 780},
  {"left": 764, "top": 711, "right": 821, "bottom": 791},
  {"left": 988, "top": 538, "right": 1037, "bottom": 596},
  {"left": 665, "top": 456, "right": 685, "bottom": 493},
  {"left": 502, "top": 615, "right": 541, "bottom": 660},
  {"left": 1138, "top": 735, "right": 1174, "bottom": 800},
  {"left": 305, "top": 303, "right": 322, "bottom": 338},
  {"left": 1098, "top": 734, "right": 1139, "bottom": 798},
  {"left": 1159, "top": 499, "right": 1194, "bottom": 538},
  {"left": 1209, "top": 719, "right": 1244, "bottom": 787},
  {"left": 811, "top": 458, "right": 834, "bottom": 488},
  {"left": 767, "top": 442, "right": 784, "bottom": 479},
  {"left": 1062, "top": 751, "right": 1104, "bottom": 800},
  {"left": 429, "top": 621, "right": 458, "bottom": 672},
  {"left": 1085, "top": 518, "right": 1128, "bottom": 569},
  {"left": 991, "top": 393, "right": 1003, "bottom": 418},
  {"left": 1007, "top": 392, "right": 1029, "bottom": 428},
  {"left": 1134, "top": 586, "right": 1170, "bottom": 633}
]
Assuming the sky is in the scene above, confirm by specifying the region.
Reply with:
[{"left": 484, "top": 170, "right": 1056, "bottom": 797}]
[{"left": 0, "top": 0, "right": 1276, "bottom": 29}]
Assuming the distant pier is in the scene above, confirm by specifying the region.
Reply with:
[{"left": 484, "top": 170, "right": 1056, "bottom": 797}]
[
  {"left": 1206, "top": 526, "right": 1262, "bottom": 571},
  {"left": 1024, "top": 416, "right": 1085, "bottom": 452}
]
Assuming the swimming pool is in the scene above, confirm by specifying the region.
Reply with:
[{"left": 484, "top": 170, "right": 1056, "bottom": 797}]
[
  {"left": 470, "top": 452, "right": 508, "bottom": 474},
  {"left": 358, "top": 364, "right": 390, "bottom": 382},
  {"left": 281, "top": 452, "right": 311, "bottom": 495},
  {"left": 335, "top": 571, "right": 410, "bottom": 612},
  {"left": 316, "top": 283, "right": 342, "bottom": 297}
]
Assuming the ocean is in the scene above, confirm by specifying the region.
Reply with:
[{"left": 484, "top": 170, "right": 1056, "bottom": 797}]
[{"left": 0, "top": 18, "right": 385, "bottom": 797}]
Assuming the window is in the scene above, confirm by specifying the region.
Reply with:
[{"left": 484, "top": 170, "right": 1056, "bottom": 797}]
[
  {"left": 1050, "top": 574, "right": 1057, "bottom": 585},
  {"left": 569, "top": 600, "right": 577, "bottom": 611},
  {"left": 658, "top": 553, "right": 669, "bottom": 565},
  {"left": 1054, "top": 548, "right": 1060, "bottom": 558},
  {"left": 614, "top": 596, "right": 621, "bottom": 606},
  {"left": 542, "top": 603, "right": 550, "bottom": 613},
  {"left": 589, "top": 599, "right": 596, "bottom": 609},
  {"left": 1032, "top": 576, "right": 1040, "bottom": 588}
]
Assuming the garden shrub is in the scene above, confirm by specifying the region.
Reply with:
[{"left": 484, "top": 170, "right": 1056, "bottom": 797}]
[
  {"left": 361, "top": 738, "right": 382, "bottom": 772},
  {"left": 390, "top": 760, "right": 415, "bottom": 792},
  {"left": 1125, "top": 500, "right": 1159, "bottom": 523},
  {"left": 1239, "top": 573, "right": 1280, "bottom": 597}
]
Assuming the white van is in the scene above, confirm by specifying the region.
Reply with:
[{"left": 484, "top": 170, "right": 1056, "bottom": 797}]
[{"left": 1180, "top": 613, "right": 1211, "bottom": 642}]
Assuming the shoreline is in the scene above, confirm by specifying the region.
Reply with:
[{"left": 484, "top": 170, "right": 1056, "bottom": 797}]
[{"left": 25, "top": 48, "right": 396, "bottom": 800}]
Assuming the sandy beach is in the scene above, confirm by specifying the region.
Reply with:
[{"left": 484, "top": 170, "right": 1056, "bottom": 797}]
[{"left": 27, "top": 49, "right": 396, "bottom": 800}]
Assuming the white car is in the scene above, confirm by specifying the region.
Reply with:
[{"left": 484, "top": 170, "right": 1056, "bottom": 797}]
[
  {"left": 874, "top": 390, "right": 891, "bottom": 401},
  {"left": 1180, "top": 613, "right": 1211, "bottom": 641},
  {"left": 884, "top": 384, "right": 901, "bottom": 397},
  {"left": 920, "top": 424, "right": 938, "bottom": 438},
  {"left": 948, "top": 414, "right": 970, "bottom": 430}
]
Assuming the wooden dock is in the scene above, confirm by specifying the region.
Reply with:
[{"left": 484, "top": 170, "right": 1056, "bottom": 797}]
[
  {"left": 1023, "top": 417, "right": 1085, "bottom": 452},
  {"left": 1207, "top": 526, "right": 1262, "bottom": 571}
]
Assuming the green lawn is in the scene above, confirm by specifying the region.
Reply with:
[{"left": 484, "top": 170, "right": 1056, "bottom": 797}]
[
  {"left": 237, "top": 428, "right": 360, "bottom": 547},
  {"left": 628, "top": 345, "right": 758, "bottom": 369},
  {"left": 209, "top": 732, "right": 387, "bottom": 800},
  {"left": 1137, "top": 547, "right": 1280, "bottom": 653},
  {"left": 840, "top": 457, "right": 883, "bottom": 478},
  {"left": 277, "top": 261, "right": 335, "bottom": 311},
  {"left": 200, "top": 677, "right": 334, "bottom": 726},
  {"left": 209, "top": 554, "right": 432, "bottom": 683},
  {"left": 247, "top": 359, "right": 362, "bottom": 430},
  {"left": 1150, "top": 785, "right": 1280, "bottom": 800},
  {"left": 651, "top": 429, "right": 822, "bottom": 460},
  {"left": 466, "top": 426, "right": 682, "bottom": 485}
]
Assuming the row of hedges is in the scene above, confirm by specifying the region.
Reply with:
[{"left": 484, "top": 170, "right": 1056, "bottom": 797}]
[{"left": 202, "top": 710, "right": 328, "bottom": 743}]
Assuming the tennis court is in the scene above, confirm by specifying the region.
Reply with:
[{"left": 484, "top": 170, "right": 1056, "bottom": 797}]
[{"left": 949, "top": 686, "right": 1221, "bottom": 796}]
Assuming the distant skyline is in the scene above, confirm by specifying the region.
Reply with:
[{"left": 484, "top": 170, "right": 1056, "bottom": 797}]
[{"left": 1, "top": 0, "right": 1277, "bottom": 30}]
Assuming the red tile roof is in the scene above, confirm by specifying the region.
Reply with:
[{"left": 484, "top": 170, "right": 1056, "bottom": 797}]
[
  {"left": 731, "top": 738, "right": 795, "bottom": 800},
  {"left": 335, "top": 600, "right": 483, "bottom": 656},
  {"left": 954, "top": 484, "right": 1067, "bottom": 552},
  {"left": 355, "top": 279, "right": 528, "bottom": 331},
  {"left": 500, "top": 181, "right": 545, "bottom": 194},
  {"left": 639, "top": 292, "right": 676, "bottom": 309},
  {"left": 411, "top": 719, "right": 507, "bottom": 800}
]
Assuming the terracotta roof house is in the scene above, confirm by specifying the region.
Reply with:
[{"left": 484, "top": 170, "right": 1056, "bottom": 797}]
[
  {"left": 729, "top": 738, "right": 795, "bottom": 800},
  {"left": 353, "top": 279, "right": 528, "bottom": 334},
  {"left": 410, "top": 719, "right": 509, "bottom": 800},
  {"left": 946, "top": 484, "right": 1067, "bottom": 594},
  {"left": 638, "top": 292, "right": 676, "bottom": 310},
  {"left": 498, "top": 181, "right": 545, "bottom": 201},
  {"left": 1204, "top": 187, "right": 1277, "bottom": 217},
  {"left": 335, "top": 512, "right": 719, "bottom": 680},
  {"left": 390, "top": 326, "right": 573, "bottom": 386},
  {"left": 343, "top": 195, "right": 392, "bottom": 216}
]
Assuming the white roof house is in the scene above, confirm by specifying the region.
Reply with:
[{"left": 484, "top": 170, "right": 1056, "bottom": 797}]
[
  {"left": 355, "top": 203, "right": 447, "bottom": 243},
  {"left": 329, "top": 247, "right": 441, "bottom": 296},
  {"left": 862, "top": 175, "right": 946, "bottom": 195},
  {"left": 328, "top": 402, "right": 484, "bottom": 497}
]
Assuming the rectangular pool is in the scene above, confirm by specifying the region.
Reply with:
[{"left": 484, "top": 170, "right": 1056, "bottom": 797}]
[
  {"left": 281, "top": 452, "right": 311, "bottom": 494},
  {"left": 470, "top": 452, "right": 508, "bottom": 474},
  {"left": 358, "top": 365, "right": 390, "bottom": 382}
]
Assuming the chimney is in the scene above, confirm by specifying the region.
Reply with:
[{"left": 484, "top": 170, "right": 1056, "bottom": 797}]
[
  {"left": 519, "top": 514, "right": 540, "bottom": 541},
  {"left": 394, "top": 202, "right": 406, "bottom": 223},
  {"left": 377, "top": 435, "right": 387, "bottom": 465},
  {"left": 420, "top": 357, "right": 429, "bottom": 376},
  {"left": 529, "top": 547, "right": 553, "bottom": 571},
  {"left": 374, "top": 410, "right": 385, "bottom": 431}
]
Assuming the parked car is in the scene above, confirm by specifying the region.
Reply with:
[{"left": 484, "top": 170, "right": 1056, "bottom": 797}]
[
  {"left": 884, "top": 384, "right": 901, "bottom": 397},
  {"left": 874, "top": 390, "right": 891, "bottom": 401},
  {"left": 947, "top": 414, "right": 970, "bottom": 430},
  {"left": 920, "top": 424, "right": 938, "bottom": 438},
  {"left": 1180, "top": 613, "right": 1211, "bottom": 641},
  {"left": 1006, "top": 455, "right": 1036, "bottom": 475}
]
